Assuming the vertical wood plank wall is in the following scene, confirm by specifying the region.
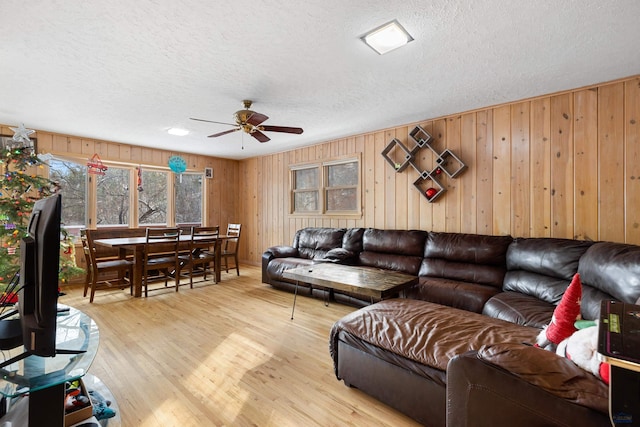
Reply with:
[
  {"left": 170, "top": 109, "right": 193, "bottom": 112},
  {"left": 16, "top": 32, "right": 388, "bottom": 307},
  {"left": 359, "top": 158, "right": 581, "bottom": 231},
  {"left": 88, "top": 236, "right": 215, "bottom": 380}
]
[
  {"left": 238, "top": 76, "right": 640, "bottom": 265},
  {"left": 4, "top": 75, "right": 639, "bottom": 268}
]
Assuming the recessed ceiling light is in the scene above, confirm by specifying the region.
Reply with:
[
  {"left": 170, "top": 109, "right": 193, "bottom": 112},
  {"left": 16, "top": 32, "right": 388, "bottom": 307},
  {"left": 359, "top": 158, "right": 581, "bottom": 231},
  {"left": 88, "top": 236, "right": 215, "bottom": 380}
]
[
  {"left": 361, "top": 20, "right": 414, "bottom": 55},
  {"left": 167, "top": 127, "right": 189, "bottom": 136}
]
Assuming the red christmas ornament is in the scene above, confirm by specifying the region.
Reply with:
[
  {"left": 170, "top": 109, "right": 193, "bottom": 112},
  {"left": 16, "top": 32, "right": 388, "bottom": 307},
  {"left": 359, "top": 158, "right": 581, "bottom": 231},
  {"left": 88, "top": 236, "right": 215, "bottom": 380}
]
[{"left": 425, "top": 188, "right": 438, "bottom": 199}]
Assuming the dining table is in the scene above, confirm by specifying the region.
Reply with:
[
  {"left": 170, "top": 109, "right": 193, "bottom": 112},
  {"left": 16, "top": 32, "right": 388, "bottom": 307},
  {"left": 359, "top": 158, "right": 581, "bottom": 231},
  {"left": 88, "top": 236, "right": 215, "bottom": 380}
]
[{"left": 93, "top": 234, "right": 230, "bottom": 297}]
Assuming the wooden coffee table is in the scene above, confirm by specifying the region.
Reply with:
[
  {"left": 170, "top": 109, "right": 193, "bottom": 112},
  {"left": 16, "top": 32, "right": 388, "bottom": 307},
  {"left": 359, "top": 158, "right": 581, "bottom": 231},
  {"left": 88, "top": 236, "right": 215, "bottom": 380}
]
[{"left": 283, "top": 263, "right": 418, "bottom": 319}]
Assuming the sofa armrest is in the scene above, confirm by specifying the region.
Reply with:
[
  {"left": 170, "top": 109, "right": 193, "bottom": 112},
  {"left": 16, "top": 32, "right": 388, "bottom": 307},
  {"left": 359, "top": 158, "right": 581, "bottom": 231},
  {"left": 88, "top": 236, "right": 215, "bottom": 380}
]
[
  {"left": 262, "top": 246, "right": 300, "bottom": 283},
  {"left": 266, "top": 245, "right": 299, "bottom": 258},
  {"left": 447, "top": 343, "right": 609, "bottom": 427}
]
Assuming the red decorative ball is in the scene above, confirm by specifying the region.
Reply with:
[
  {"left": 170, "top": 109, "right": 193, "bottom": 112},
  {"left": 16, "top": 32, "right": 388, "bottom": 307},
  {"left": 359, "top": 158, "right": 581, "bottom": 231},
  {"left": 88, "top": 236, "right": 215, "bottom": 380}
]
[
  {"left": 425, "top": 188, "right": 438, "bottom": 199},
  {"left": 435, "top": 168, "right": 442, "bottom": 175}
]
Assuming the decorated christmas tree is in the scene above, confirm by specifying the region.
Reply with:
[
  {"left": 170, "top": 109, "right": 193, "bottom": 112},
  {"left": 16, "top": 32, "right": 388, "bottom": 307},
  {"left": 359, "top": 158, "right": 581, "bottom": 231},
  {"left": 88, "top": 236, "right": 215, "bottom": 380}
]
[{"left": 0, "top": 124, "right": 83, "bottom": 289}]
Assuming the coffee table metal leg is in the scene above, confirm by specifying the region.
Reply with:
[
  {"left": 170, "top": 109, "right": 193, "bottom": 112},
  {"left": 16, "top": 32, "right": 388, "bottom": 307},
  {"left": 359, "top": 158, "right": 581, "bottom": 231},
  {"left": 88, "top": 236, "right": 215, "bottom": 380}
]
[{"left": 291, "top": 280, "right": 299, "bottom": 320}]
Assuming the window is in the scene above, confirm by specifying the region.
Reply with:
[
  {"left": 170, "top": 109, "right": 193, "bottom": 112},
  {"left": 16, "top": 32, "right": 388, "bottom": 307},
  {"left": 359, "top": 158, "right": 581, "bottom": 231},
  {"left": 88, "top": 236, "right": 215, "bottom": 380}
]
[
  {"left": 49, "top": 157, "right": 204, "bottom": 230},
  {"left": 138, "top": 169, "right": 168, "bottom": 225},
  {"left": 292, "top": 166, "right": 319, "bottom": 212},
  {"left": 175, "top": 173, "right": 203, "bottom": 225},
  {"left": 291, "top": 157, "right": 360, "bottom": 215},
  {"left": 49, "top": 158, "right": 87, "bottom": 237},
  {"left": 96, "top": 167, "right": 130, "bottom": 226},
  {"left": 325, "top": 160, "right": 359, "bottom": 212}
]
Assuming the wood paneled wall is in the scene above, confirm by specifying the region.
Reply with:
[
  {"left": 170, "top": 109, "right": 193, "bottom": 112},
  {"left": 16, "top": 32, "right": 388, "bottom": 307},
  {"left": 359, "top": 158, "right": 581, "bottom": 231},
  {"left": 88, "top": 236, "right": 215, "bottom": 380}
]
[
  {"left": 5, "top": 75, "right": 639, "bottom": 267},
  {"left": 0, "top": 125, "right": 240, "bottom": 231},
  {"left": 238, "top": 76, "right": 640, "bottom": 265}
]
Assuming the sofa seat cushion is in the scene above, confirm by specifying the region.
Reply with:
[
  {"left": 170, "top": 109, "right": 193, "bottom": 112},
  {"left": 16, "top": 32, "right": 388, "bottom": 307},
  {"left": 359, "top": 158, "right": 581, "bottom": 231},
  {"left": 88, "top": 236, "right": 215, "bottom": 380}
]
[
  {"left": 405, "top": 277, "right": 500, "bottom": 313},
  {"left": 482, "top": 291, "right": 555, "bottom": 328},
  {"left": 337, "top": 328, "right": 447, "bottom": 386},
  {"left": 333, "top": 291, "right": 379, "bottom": 308},
  {"left": 265, "top": 257, "right": 314, "bottom": 283},
  {"left": 330, "top": 299, "right": 539, "bottom": 374}
]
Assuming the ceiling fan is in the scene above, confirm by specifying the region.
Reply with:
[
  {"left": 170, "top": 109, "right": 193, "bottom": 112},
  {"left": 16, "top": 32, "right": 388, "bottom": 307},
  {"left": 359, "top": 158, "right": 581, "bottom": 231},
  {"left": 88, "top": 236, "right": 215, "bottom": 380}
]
[{"left": 190, "top": 100, "right": 303, "bottom": 143}]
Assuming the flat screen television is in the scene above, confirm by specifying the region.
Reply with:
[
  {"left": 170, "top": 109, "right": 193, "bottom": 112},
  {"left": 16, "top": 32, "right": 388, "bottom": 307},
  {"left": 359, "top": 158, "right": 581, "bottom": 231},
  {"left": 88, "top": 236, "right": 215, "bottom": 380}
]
[
  {"left": 0, "top": 194, "right": 62, "bottom": 368},
  {"left": 19, "top": 193, "right": 62, "bottom": 357}
]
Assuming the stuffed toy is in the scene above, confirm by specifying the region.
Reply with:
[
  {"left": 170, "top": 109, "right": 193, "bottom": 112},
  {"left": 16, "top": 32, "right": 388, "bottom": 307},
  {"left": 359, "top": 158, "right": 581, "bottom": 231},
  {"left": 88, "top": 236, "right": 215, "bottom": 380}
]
[
  {"left": 536, "top": 273, "right": 583, "bottom": 350},
  {"left": 556, "top": 320, "right": 610, "bottom": 384},
  {"left": 535, "top": 273, "right": 610, "bottom": 384}
]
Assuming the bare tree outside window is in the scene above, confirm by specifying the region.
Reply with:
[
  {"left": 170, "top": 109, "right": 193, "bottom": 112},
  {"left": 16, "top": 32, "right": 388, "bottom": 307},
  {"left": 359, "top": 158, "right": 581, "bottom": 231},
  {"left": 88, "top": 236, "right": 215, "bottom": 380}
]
[
  {"left": 292, "top": 166, "right": 319, "bottom": 212},
  {"left": 138, "top": 169, "right": 167, "bottom": 225},
  {"left": 97, "top": 167, "right": 130, "bottom": 226},
  {"left": 49, "top": 158, "right": 86, "bottom": 236},
  {"left": 175, "top": 173, "right": 202, "bottom": 225},
  {"left": 325, "top": 161, "right": 358, "bottom": 212}
]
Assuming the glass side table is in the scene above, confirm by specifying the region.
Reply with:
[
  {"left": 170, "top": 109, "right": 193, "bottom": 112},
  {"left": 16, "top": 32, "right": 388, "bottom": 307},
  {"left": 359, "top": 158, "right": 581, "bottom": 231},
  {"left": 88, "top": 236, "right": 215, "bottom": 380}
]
[{"left": 0, "top": 305, "right": 99, "bottom": 426}]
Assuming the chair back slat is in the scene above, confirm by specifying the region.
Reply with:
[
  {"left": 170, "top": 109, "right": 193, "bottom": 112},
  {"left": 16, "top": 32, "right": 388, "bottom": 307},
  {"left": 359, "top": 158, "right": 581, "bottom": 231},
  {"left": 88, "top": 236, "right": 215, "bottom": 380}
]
[
  {"left": 80, "top": 228, "right": 133, "bottom": 302},
  {"left": 222, "top": 223, "right": 241, "bottom": 275},
  {"left": 190, "top": 226, "right": 219, "bottom": 250},
  {"left": 142, "top": 227, "right": 183, "bottom": 297},
  {"left": 176, "top": 226, "right": 219, "bottom": 287},
  {"left": 225, "top": 223, "right": 241, "bottom": 251},
  {"left": 145, "top": 227, "right": 181, "bottom": 256}
]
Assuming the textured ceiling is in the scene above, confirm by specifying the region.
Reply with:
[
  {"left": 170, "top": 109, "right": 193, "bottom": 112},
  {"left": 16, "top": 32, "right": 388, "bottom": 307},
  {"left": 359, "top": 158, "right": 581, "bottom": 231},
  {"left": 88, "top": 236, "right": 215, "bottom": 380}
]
[{"left": 2, "top": 1, "right": 640, "bottom": 160}]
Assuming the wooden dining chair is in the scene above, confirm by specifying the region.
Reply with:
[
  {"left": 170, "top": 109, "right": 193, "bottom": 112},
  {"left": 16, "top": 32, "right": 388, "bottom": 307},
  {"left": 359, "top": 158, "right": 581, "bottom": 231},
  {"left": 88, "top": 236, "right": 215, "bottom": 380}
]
[
  {"left": 179, "top": 226, "right": 219, "bottom": 287},
  {"left": 142, "top": 227, "right": 184, "bottom": 297},
  {"left": 221, "top": 223, "right": 242, "bottom": 276},
  {"left": 81, "top": 229, "right": 134, "bottom": 303}
]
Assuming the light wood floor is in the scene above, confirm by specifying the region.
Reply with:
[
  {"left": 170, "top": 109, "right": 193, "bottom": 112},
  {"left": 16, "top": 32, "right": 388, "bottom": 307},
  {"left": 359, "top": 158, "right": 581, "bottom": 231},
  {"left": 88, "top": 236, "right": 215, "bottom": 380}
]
[{"left": 60, "top": 265, "right": 421, "bottom": 427}]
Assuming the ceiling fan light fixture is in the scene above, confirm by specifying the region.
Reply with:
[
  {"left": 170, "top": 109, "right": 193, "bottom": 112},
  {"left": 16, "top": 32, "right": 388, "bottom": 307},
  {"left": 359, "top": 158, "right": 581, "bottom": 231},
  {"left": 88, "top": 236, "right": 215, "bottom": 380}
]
[
  {"left": 190, "top": 100, "right": 303, "bottom": 143},
  {"left": 361, "top": 20, "right": 414, "bottom": 55},
  {"left": 167, "top": 127, "right": 189, "bottom": 136}
]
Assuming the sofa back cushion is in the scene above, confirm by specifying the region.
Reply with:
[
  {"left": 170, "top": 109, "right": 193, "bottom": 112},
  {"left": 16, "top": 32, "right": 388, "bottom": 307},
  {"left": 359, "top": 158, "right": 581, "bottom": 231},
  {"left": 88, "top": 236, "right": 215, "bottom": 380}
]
[
  {"left": 293, "top": 227, "right": 346, "bottom": 260},
  {"left": 357, "top": 228, "right": 427, "bottom": 275},
  {"left": 578, "top": 242, "right": 640, "bottom": 319},
  {"left": 503, "top": 237, "right": 594, "bottom": 304},
  {"left": 342, "top": 227, "right": 365, "bottom": 253},
  {"left": 419, "top": 232, "right": 512, "bottom": 288}
]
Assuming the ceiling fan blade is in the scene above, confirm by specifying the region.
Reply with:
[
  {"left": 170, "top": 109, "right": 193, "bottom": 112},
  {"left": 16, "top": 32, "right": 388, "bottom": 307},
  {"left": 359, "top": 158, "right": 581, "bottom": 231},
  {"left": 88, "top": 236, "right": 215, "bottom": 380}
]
[
  {"left": 246, "top": 112, "right": 269, "bottom": 126},
  {"left": 250, "top": 130, "right": 270, "bottom": 143},
  {"left": 208, "top": 128, "right": 240, "bottom": 138},
  {"left": 190, "top": 117, "right": 237, "bottom": 127},
  {"left": 260, "top": 125, "right": 304, "bottom": 134}
]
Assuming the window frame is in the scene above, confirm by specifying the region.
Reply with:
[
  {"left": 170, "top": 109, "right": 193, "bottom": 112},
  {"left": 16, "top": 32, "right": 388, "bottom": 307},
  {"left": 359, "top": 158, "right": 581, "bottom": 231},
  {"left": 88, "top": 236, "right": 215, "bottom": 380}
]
[
  {"left": 290, "top": 163, "right": 321, "bottom": 214},
  {"left": 47, "top": 156, "right": 88, "bottom": 238},
  {"left": 48, "top": 155, "right": 206, "bottom": 231},
  {"left": 289, "top": 155, "right": 361, "bottom": 217},
  {"left": 323, "top": 158, "right": 360, "bottom": 215},
  {"left": 137, "top": 167, "right": 170, "bottom": 227},
  {"left": 174, "top": 171, "right": 204, "bottom": 227},
  {"left": 95, "top": 164, "right": 132, "bottom": 228}
]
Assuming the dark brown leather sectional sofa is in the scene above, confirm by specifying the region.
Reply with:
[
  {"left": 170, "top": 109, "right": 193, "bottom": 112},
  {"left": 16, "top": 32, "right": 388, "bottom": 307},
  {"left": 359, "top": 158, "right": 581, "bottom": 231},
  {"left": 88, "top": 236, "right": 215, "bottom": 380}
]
[{"left": 262, "top": 227, "right": 640, "bottom": 426}]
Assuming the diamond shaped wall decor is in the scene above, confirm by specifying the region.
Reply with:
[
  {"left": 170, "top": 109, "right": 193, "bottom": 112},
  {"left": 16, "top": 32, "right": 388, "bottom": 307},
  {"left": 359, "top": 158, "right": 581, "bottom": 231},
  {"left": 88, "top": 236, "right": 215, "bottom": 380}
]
[{"left": 381, "top": 125, "right": 467, "bottom": 202}]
